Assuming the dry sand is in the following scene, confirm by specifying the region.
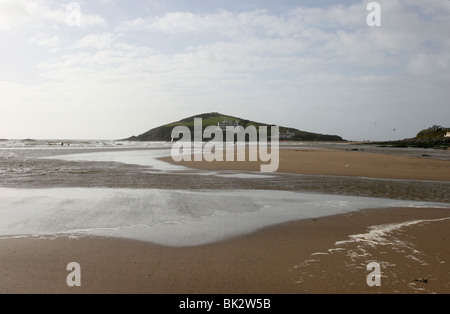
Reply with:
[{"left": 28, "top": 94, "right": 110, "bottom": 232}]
[{"left": 1, "top": 148, "right": 449, "bottom": 294}]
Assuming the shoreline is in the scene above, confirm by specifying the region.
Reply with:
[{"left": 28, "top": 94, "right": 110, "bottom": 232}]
[
  {"left": 0, "top": 206, "right": 449, "bottom": 294},
  {"left": 0, "top": 145, "right": 449, "bottom": 294},
  {"left": 161, "top": 148, "right": 450, "bottom": 182}
]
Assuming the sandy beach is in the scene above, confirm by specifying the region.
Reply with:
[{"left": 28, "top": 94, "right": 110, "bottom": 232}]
[
  {"left": 162, "top": 148, "right": 450, "bottom": 181},
  {"left": 0, "top": 207, "right": 448, "bottom": 294},
  {"left": 0, "top": 145, "right": 449, "bottom": 294},
  {"left": 3, "top": 0, "right": 450, "bottom": 299}
]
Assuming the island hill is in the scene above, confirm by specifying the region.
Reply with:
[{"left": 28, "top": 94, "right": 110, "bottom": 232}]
[
  {"left": 373, "top": 125, "right": 450, "bottom": 149},
  {"left": 124, "top": 112, "right": 344, "bottom": 142}
]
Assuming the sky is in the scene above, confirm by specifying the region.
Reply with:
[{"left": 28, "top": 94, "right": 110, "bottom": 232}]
[{"left": 0, "top": 0, "right": 449, "bottom": 141}]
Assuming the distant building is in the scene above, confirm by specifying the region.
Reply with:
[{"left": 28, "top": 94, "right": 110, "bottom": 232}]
[
  {"left": 218, "top": 119, "right": 239, "bottom": 130},
  {"left": 279, "top": 130, "right": 295, "bottom": 140},
  {"left": 445, "top": 132, "right": 450, "bottom": 138}
]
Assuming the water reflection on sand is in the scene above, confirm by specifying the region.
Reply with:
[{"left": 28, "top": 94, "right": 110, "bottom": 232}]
[{"left": 0, "top": 141, "right": 448, "bottom": 245}]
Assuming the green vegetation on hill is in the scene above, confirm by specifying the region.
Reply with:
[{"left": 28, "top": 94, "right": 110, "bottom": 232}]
[
  {"left": 165, "top": 114, "right": 240, "bottom": 128},
  {"left": 372, "top": 125, "right": 450, "bottom": 149},
  {"left": 416, "top": 126, "right": 449, "bottom": 139},
  {"left": 124, "top": 112, "right": 344, "bottom": 142}
]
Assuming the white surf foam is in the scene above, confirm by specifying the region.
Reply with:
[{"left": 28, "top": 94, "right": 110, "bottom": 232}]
[{"left": 335, "top": 217, "right": 450, "bottom": 248}]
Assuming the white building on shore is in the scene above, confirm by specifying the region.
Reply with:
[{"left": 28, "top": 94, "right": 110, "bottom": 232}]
[{"left": 279, "top": 130, "right": 295, "bottom": 140}]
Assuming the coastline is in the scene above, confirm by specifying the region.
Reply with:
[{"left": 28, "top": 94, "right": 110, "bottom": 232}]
[
  {"left": 161, "top": 148, "right": 450, "bottom": 182},
  {"left": 1, "top": 207, "right": 448, "bottom": 294},
  {"left": 0, "top": 145, "right": 449, "bottom": 294}
]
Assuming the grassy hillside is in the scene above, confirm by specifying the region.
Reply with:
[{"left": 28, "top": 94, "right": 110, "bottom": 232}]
[
  {"left": 165, "top": 113, "right": 241, "bottom": 128},
  {"left": 371, "top": 125, "right": 450, "bottom": 149},
  {"left": 124, "top": 112, "right": 344, "bottom": 142},
  {"left": 416, "top": 127, "right": 450, "bottom": 139}
]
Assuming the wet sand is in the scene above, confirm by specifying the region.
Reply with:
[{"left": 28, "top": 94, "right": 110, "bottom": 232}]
[
  {"left": 0, "top": 146, "right": 449, "bottom": 294},
  {"left": 162, "top": 148, "right": 450, "bottom": 181},
  {"left": 0, "top": 207, "right": 448, "bottom": 294},
  {"left": 2, "top": 147, "right": 449, "bottom": 203}
]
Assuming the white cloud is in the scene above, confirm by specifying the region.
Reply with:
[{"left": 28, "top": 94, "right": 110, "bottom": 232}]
[
  {"left": 407, "top": 53, "right": 450, "bottom": 77},
  {"left": 0, "top": 0, "right": 107, "bottom": 30},
  {"left": 116, "top": 9, "right": 294, "bottom": 38},
  {"left": 28, "top": 32, "right": 60, "bottom": 52},
  {"left": 116, "top": 3, "right": 367, "bottom": 38},
  {"left": 1, "top": 0, "right": 450, "bottom": 140},
  {"left": 74, "top": 33, "right": 113, "bottom": 50}
]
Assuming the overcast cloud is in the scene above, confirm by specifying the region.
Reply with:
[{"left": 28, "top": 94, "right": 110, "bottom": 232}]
[{"left": 1, "top": 0, "right": 449, "bottom": 140}]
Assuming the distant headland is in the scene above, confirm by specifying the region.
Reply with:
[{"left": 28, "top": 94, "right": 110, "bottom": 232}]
[
  {"left": 123, "top": 112, "right": 345, "bottom": 142},
  {"left": 370, "top": 125, "right": 450, "bottom": 149}
]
